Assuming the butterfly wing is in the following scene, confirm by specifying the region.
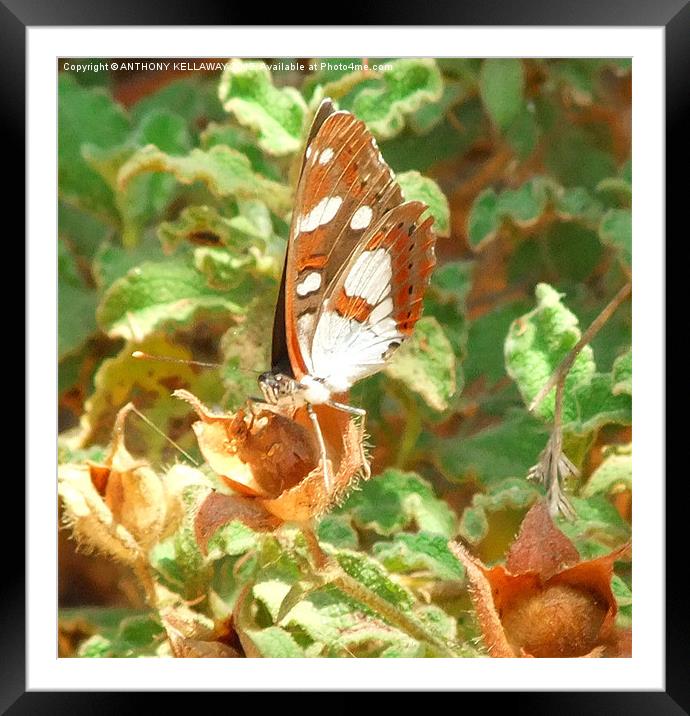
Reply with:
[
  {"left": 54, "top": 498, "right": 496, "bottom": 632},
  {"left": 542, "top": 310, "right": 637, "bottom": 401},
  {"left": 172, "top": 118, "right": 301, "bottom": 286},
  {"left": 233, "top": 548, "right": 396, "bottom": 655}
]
[
  {"left": 275, "top": 100, "right": 405, "bottom": 380},
  {"left": 305, "top": 201, "right": 436, "bottom": 394}
]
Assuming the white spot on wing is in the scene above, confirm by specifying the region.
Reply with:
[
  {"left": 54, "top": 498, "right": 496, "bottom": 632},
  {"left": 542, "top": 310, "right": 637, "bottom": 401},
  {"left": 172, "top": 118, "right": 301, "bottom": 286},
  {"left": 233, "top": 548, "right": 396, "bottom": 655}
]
[
  {"left": 296, "top": 271, "right": 322, "bottom": 297},
  {"left": 350, "top": 205, "right": 373, "bottom": 231},
  {"left": 344, "top": 248, "right": 392, "bottom": 303},
  {"left": 369, "top": 297, "right": 393, "bottom": 325},
  {"left": 305, "top": 145, "right": 312, "bottom": 159},
  {"left": 299, "top": 196, "right": 343, "bottom": 232},
  {"left": 319, "top": 147, "right": 334, "bottom": 164}
]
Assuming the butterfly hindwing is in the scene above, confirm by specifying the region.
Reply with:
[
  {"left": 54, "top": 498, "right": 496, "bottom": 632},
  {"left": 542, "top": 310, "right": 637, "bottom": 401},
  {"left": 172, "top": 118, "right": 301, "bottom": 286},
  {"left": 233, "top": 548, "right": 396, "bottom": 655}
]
[
  {"left": 303, "top": 201, "right": 436, "bottom": 393},
  {"left": 280, "top": 101, "right": 405, "bottom": 379}
]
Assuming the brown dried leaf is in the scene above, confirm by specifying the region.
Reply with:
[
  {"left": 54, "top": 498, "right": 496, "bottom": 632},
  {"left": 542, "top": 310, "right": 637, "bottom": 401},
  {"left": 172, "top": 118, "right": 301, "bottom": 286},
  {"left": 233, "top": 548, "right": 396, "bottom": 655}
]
[{"left": 505, "top": 500, "right": 580, "bottom": 579}]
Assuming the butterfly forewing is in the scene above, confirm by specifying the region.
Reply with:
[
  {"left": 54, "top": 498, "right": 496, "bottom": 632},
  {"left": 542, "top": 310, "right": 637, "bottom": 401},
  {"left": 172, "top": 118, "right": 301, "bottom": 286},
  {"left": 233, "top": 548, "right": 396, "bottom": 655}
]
[{"left": 281, "top": 101, "right": 405, "bottom": 379}]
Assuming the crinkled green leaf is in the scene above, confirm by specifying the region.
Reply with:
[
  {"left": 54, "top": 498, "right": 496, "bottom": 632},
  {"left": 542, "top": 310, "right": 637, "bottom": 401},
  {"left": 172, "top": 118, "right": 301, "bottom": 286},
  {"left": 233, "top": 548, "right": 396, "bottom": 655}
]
[
  {"left": 555, "top": 186, "right": 604, "bottom": 224},
  {"left": 480, "top": 59, "right": 525, "bottom": 131},
  {"left": 317, "top": 514, "right": 359, "bottom": 550},
  {"left": 218, "top": 59, "right": 307, "bottom": 155},
  {"left": 200, "top": 122, "right": 282, "bottom": 180},
  {"left": 458, "top": 506, "right": 490, "bottom": 545},
  {"left": 150, "top": 484, "right": 213, "bottom": 600},
  {"left": 459, "top": 477, "right": 541, "bottom": 544},
  {"left": 612, "top": 349, "right": 632, "bottom": 396},
  {"left": 423, "top": 261, "right": 472, "bottom": 398},
  {"left": 557, "top": 495, "right": 630, "bottom": 559},
  {"left": 582, "top": 444, "right": 632, "bottom": 498},
  {"left": 351, "top": 59, "right": 443, "bottom": 140},
  {"left": 206, "top": 519, "right": 259, "bottom": 560},
  {"left": 505, "top": 283, "right": 596, "bottom": 423},
  {"left": 339, "top": 468, "right": 455, "bottom": 538},
  {"left": 570, "top": 371, "right": 631, "bottom": 434},
  {"left": 96, "top": 259, "right": 247, "bottom": 340},
  {"left": 384, "top": 317, "right": 456, "bottom": 412},
  {"left": 409, "top": 81, "right": 468, "bottom": 135},
  {"left": 92, "top": 235, "right": 166, "bottom": 292},
  {"left": 79, "top": 334, "right": 223, "bottom": 457},
  {"left": 281, "top": 586, "right": 420, "bottom": 658},
  {"left": 117, "top": 144, "right": 292, "bottom": 216},
  {"left": 244, "top": 625, "right": 306, "bottom": 657},
  {"left": 372, "top": 532, "right": 464, "bottom": 581},
  {"left": 599, "top": 208, "right": 632, "bottom": 266},
  {"left": 58, "top": 74, "right": 131, "bottom": 219},
  {"left": 397, "top": 170, "right": 450, "bottom": 237}
]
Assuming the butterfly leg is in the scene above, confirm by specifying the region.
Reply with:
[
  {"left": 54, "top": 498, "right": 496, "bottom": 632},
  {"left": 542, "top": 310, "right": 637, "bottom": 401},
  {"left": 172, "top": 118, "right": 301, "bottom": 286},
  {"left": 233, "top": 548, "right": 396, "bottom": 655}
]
[
  {"left": 306, "top": 402, "right": 333, "bottom": 493},
  {"left": 326, "top": 401, "right": 371, "bottom": 480}
]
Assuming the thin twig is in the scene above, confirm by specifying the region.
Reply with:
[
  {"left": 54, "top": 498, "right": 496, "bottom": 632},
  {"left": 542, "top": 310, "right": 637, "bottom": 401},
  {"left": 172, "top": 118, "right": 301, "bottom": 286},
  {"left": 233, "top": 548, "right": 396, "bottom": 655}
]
[{"left": 529, "top": 282, "right": 632, "bottom": 413}]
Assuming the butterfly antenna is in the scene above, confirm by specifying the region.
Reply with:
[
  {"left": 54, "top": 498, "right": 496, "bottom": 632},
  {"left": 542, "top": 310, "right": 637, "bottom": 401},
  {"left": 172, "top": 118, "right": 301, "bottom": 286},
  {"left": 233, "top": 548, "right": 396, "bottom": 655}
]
[
  {"left": 128, "top": 404, "right": 200, "bottom": 467},
  {"left": 131, "top": 351, "right": 263, "bottom": 376},
  {"left": 131, "top": 351, "right": 222, "bottom": 369}
]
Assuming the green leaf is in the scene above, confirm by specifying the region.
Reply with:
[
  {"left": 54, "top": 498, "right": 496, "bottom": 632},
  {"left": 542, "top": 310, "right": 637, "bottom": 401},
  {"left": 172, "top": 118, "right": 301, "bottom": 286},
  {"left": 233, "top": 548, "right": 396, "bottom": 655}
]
[
  {"left": 334, "top": 549, "right": 417, "bottom": 611},
  {"left": 384, "top": 317, "right": 456, "bottom": 412},
  {"left": 502, "top": 177, "right": 556, "bottom": 224},
  {"left": 244, "top": 625, "right": 306, "bottom": 657},
  {"left": 431, "top": 408, "right": 550, "bottom": 486},
  {"left": 582, "top": 444, "right": 632, "bottom": 498},
  {"left": 206, "top": 519, "right": 259, "bottom": 560},
  {"left": 467, "top": 188, "right": 500, "bottom": 249},
  {"left": 96, "top": 259, "right": 247, "bottom": 340},
  {"left": 350, "top": 59, "right": 443, "bottom": 140},
  {"left": 58, "top": 74, "right": 131, "bottom": 219},
  {"left": 117, "top": 144, "right": 292, "bottom": 216},
  {"left": 458, "top": 477, "right": 542, "bottom": 544},
  {"left": 339, "top": 468, "right": 456, "bottom": 538},
  {"left": 218, "top": 59, "right": 308, "bottom": 155},
  {"left": 570, "top": 372, "right": 631, "bottom": 434},
  {"left": 131, "top": 76, "right": 224, "bottom": 130},
  {"left": 372, "top": 532, "right": 464, "bottom": 581},
  {"left": 92, "top": 234, "right": 166, "bottom": 292},
  {"left": 612, "top": 350, "right": 632, "bottom": 396},
  {"left": 557, "top": 495, "right": 630, "bottom": 559},
  {"left": 423, "top": 261, "right": 472, "bottom": 397},
  {"left": 317, "top": 514, "right": 359, "bottom": 550},
  {"left": 555, "top": 186, "right": 604, "bottom": 224},
  {"left": 58, "top": 240, "right": 98, "bottom": 358},
  {"left": 505, "top": 283, "right": 596, "bottom": 423},
  {"left": 280, "top": 585, "right": 419, "bottom": 658},
  {"left": 599, "top": 208, "right": 632, "bottom": 265},
  {"left": 480, "top": 59, "right": 525, "bottom": 131},
  {"left": 465, "top": 300, "right": 531, "bottom": 385},
  {"left": 397, "top": 171, "right": 450, "bottom": 237},
  {"left": 409, "top": 81, "right": 468, "bottom": 135}
]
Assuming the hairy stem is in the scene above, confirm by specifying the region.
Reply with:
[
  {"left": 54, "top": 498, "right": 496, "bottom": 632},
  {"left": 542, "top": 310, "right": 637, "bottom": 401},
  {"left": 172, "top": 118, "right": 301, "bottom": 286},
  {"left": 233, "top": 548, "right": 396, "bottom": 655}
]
[{"left": 302, "top": 529, "right": 460, "bottom": 657}]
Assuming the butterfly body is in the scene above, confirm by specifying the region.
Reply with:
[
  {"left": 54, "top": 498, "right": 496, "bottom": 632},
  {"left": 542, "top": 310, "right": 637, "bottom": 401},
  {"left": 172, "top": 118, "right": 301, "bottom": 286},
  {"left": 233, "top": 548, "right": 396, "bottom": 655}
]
[{"left": 255, "top": 99, "right": 437, "bottom": 489}]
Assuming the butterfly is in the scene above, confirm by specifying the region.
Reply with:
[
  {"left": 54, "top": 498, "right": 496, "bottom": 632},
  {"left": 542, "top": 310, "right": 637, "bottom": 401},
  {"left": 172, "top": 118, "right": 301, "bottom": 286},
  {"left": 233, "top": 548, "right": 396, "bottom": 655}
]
[{"left": 254, "top": 98, "right": 437, "bottom": 491}]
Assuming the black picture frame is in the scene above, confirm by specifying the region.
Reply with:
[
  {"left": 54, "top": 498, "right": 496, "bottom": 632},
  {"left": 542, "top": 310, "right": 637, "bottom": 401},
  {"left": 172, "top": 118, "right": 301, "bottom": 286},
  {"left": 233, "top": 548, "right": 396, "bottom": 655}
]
[{"left": 9, "top": 0, "right": 680, "bottom": 711}]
